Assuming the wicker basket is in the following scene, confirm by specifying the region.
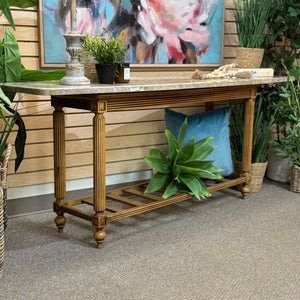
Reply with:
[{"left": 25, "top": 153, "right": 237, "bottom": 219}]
[
  {"left": 236, "top": 47, "right": 264, "bottom": 68},
  {"left": 234, "top": 161, "right": 268, "bottom": 193},
  {"left": 0, "top": 186, "right": 4, "bottom": 278},
  {"left": 83, "top": 59, "right": 98, "bottom": 83},
  {"left": 290, "top": 166, "right": 300, "bottom": 193},
  {"left": 1, "top": 144, "right": 12, "bottom": 231}
]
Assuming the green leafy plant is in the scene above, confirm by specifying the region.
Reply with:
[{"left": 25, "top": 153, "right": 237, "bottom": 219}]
[
  {"left": 275, "top": 125, "right": 300, "bottom": 167},
  {"left": 231, "top": 95, "right": 274, "bottom": 163},
  {"left": 233, "top": 0, "right": 271, "bottom": 48},
  {"left": 273, "top": 74, "right": 300, "bottom": 167},
  {"left": 262, "top": 0, "right": 300, "bottom": 75},
  {"left": 144, "top": 119, "right": 223, "bottom": 199},
  {"left": 0, "top": 0, "right": 64, "bottom": 170},
  {"left": 82, "top": 31, "right": 128, "bottom": 64}
]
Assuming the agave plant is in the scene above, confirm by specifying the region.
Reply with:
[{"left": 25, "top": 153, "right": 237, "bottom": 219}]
[{"left": 144, "top": 119, "right": 223, "bottom": 199}]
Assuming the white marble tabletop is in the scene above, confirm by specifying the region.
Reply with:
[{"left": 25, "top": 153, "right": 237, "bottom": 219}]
[{"left": 1, "top": 77, "right": 286, "bottom": 96}]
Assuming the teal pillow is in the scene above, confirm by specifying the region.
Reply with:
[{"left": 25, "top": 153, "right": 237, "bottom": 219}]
[{"left": 164, "top": 107, "right": 233, "bottom": 176}]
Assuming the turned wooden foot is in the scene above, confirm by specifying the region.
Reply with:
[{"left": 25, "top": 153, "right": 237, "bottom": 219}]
[
  {"left": 55, "top": 214, "right": 66, "bottom": 233},
  {"left": 94, "top": 229, "right": 106, "bottom": 248},
  {"left": 241, "top": 185, "right": 250, "bottom": 200}
]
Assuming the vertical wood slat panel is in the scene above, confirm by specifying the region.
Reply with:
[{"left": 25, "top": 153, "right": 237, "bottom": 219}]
[{"left": 6, "top": 2, "right": 237, "bottom": 188}]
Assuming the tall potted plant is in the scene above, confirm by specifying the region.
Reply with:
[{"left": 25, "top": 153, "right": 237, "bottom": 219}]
[
  {"left": 233, "top": 0, "right": 271, "bottom": 68},
  {"left": 82, "top": 32, "right": 128, "bottom": 84},
  {"left": 231, "top": 95, "right": 274, "bottom": 192}
]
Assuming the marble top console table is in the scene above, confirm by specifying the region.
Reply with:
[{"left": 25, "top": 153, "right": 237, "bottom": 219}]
[{"left": 2, "top": 77, "right": 286, "bottom": 248}]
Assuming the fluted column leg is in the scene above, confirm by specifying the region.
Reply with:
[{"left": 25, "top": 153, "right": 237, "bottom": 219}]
[
  {"left": 241, "top": 92, "right": 256, "bottom": 199},
  {"left": 53, "top": 103, "right": 66, "bottom": 232},
  {"left": 91, "top": 102, "right": 107, "bottom": 248}
]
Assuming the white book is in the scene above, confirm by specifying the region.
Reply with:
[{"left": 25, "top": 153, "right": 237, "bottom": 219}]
[{"left": 227, "top": 68, "right": 274, "bottom": 77}]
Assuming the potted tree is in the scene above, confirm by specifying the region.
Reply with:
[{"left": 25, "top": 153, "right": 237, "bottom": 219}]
[
  {"left": 82, "top": 31, "right": 128, "bottom": 84},
  {"left": 233, "top": 0, "right": 271, "bottom": 68}
]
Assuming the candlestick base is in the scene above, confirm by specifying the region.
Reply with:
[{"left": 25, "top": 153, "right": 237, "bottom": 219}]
[
  {"left": 60, "top": 33, "right": 90, "bottom": 86},
  {"left": 60, "top": 63, "right": 90, "bottom": 86}
]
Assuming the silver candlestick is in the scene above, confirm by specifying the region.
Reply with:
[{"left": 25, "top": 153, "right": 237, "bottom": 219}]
[{"left": 60, "top": 0, "right": 90, "bottom": 86}]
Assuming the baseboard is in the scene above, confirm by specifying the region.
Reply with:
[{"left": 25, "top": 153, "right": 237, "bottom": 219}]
[{"left": 7, "top": 170, "right": 152, "bottom": 217}]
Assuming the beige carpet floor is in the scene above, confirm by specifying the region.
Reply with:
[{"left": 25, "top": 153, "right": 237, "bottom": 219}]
[{"left": 0, "top": 179, "right": 299, "bottom": 300}]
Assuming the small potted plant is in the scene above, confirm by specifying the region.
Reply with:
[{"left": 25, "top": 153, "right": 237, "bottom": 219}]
[
  {"left": 275, "top": 125, "right": 300, "bottom": 192},
  {"left": 82, "top": 31, "right": 128, "bottom": 84},
  {"left": 233, "top": 0, "right": 271, "bottom": 68}
]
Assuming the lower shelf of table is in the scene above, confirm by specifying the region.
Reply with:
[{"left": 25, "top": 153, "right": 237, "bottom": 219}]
[{"left": 58, "top": 175, "right": 248, "bottom": 223}]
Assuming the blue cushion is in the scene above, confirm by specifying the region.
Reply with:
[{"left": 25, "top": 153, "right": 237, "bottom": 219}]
[{"left": 164, "top": 107, "right": 233, "bottom": 176}]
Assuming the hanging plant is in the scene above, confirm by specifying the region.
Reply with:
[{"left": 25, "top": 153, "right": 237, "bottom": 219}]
[{"left": 144, "top": 118, "right": 223, "bottom": 199}]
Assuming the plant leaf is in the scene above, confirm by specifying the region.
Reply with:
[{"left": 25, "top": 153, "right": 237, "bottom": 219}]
[
  {"left": 144, "top": 172, "right": 169, "bottom": 194},
  {"left": 165, "top": 129, "right": 180, "bottom": 161},
  {"left": 144, "top": 156, "right": 170, "bottom": 174},
  {"left": 8, "top": 0, "right": 38, "bottom": 8},
  {"left": 5, "top": 106, "right": 27, "bottom": 172},
  {"left": 0, "top": 87, "right": 12, "bottom": 106},
  {"left": 0, "top": 0, "right": 15, "bottom": 29},
  {"left": 178, "top": 174, "right": 202, "bottom": 200},
  {"left": 0, "top": 28, "right": 21, "bottom": 82},
  {"left": 148, "top": 148, "right": 167, "bottom": 159},
  {"left": 162, "top": 180, "right": 179, "bottom": 199},
  {"left": 20, "top": 69, "right": 66, "bottom": 81},
  {"left": 177, "top": 118, "right": 187, "bottom": 148}
]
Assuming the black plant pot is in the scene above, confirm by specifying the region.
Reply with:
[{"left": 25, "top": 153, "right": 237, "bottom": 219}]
[{"left": 95, "top": 63, "right": 117, "bottom": 84}]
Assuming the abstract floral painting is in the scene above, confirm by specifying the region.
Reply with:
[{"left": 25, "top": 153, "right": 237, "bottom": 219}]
[{"left": 40, "top": 0, "right": 224, "bottom": 66}]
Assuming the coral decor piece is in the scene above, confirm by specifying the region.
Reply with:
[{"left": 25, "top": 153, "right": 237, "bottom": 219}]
[{"left": 192, "top": 63, "right": 253, "bottom": 80}]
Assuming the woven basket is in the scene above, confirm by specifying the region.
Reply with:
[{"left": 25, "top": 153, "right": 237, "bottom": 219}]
[
  {"left": 83, "top": 59, "right": 98, "bottom": 83},
  {"left": 234, "top": 161, "right": 268, "bottom": 193},
  {"left": 1, "top": 144, "right": 12, "bottom": 231},
  {"left": 236, "top": 47, "right": 264, "bottom": 68},
  {"left": 290, "top": 166, "right": 300, "bottom": 193},
  {"left": 0, "top": 186, "right": 4, "bottom": 278}
]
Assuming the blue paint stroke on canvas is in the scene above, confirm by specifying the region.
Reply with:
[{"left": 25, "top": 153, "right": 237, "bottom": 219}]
[{"left": 42, "top": 0, "right": 223, "bottom": 65}]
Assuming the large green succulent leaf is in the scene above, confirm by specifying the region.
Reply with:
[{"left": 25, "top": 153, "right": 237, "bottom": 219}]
[
  {"left": 162, "top": 179, "right": 179, "bottom": 199},
  {"left": 178, "top": 174, "right": 202, "bottom": 200},
  {"left": 177, "top": 165, "right": 221, "bottom": 179},
  {"left": 144, "top": 172, "right": 169, "bottom": 194},
  {"left": 165, "top": 129, "right": 179, "bottom": 161},
  {"left": 177, "top": 118, "right": 187, "bottom": 148},
  {"left": 144, "top": 156, "right": 170, "bottom": 174},
  {"left": 184, "top": 161, "right": 223, "bottom": 173},
  {"left": 148, "top": 148, "right": 167, "bottom": 159},
  {"left": 0, "top": 28, "right": 21, "bottom": 83},
  {"left": 187, "top": 136, "right": 215, "bottom": 161},
  {"left": 198, "top": 179, "right": 211, "bottom": 198},
  {"left": 177, "top": 137, "right": 195, "bottom": 163}
]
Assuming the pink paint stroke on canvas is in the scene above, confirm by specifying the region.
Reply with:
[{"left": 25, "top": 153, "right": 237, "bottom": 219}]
[{"left": 137, "top": 0, "right": 213, "bottom": 63}]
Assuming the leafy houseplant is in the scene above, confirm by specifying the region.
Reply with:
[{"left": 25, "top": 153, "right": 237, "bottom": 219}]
[
  {"left": 230, "top": 95, "right": 274, "bottom": 192},
  {"left": 144, "top": 119, "right": 222, "bottom": 200},
  {"left": 262, "top": 0, "right": 300, "bottom": 75},
  {"left": 273, "top": 76, "right": 300, "bottom": 191},
  {"left": 82, "top": 32, "right": 128, "bottom": 84},
  {"left": 233, "top": 0, "right": 271, "bottom": 68}
]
